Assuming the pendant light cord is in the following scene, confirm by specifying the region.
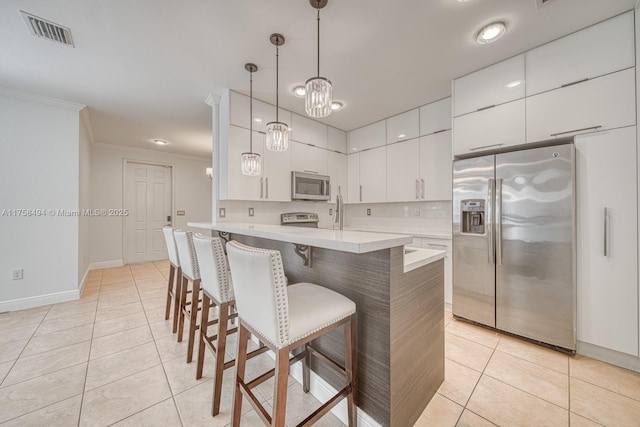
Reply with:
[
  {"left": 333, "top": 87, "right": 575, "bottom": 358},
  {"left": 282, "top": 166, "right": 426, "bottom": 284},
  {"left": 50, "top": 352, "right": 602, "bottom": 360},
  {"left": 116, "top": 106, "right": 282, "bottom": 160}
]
[
  {"left": 317, "top": 8, "right": 320, "bottom": 77},
  {"left": 249, "top": 70, "right": 253, "bottom": 153},
  {"left": 276, "top": 45, "right": 279, "bottom": 122}
]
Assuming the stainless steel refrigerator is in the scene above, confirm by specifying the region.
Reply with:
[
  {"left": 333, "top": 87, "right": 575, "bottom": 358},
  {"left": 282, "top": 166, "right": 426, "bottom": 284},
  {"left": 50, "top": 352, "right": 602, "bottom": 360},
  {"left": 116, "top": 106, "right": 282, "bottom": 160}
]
[{"left": 452, "top": 143, "right": 576, "bottom": 351}]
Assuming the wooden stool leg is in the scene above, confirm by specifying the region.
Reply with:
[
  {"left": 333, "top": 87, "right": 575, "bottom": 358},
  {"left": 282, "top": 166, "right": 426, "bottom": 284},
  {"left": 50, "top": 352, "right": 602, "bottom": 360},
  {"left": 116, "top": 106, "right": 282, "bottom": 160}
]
[
  {"left": 344, "top": 314, "right": 357, "bottom": 426},
  {"left": 171, "top": 267, "right": 182, "bottom": 333},
  {"left": 177, "top": 275, "right": 188, "bottom": 343},
  {"left": 232, "top": 323, "right": 250, "bottom": 427},
  {"left": 212, "top": 301, "right": 230, "bottom": 416},
  {"left": 187, "top": 279, "right": 201, "bottom": 363},
  {"left": 272, "top": 347, "right": 289, "bottom": 427},
  {"left": 196, "top": 292, "right": 210, "bottom": 380},
  {"left": 303, "top": 343, "right": 310, "bottom": 393},
  {"left": 165, "top": 264, "right": 174, "bottom": 320}
]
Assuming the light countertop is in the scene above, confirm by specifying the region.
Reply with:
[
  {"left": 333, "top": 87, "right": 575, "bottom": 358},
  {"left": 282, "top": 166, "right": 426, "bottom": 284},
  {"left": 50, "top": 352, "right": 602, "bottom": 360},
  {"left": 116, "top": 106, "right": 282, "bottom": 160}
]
[
  {"left": 343, "top": 225, "right": 451, "bottom": 240},
  {"left": 188, "top": 222, "right": 413, "bottom": 254},
  {"left": 403, "top": 246, "right": 446, "bottom": 273}
]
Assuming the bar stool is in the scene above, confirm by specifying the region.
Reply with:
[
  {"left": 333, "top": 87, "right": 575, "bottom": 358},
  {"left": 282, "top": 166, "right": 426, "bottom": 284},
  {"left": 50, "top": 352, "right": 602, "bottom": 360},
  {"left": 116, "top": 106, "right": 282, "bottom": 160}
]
[
  {"left": 161, "top": 227, "right": 181, "bottom": 333},
  {"left": 226, "top": 240, "right": 358, "bottom": 427},
  {"left": 174, "top": 230, "right": 201, "bottom": 363},
  {"left": 193, "top": 234, "right": 269, "bottom": 415}
]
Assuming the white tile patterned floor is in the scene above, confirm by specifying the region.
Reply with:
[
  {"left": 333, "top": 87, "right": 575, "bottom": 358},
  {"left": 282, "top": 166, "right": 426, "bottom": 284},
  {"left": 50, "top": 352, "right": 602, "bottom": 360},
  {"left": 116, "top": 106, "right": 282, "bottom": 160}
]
[{"left": 1, "top": 261, "right": 640, "bottom": 426}]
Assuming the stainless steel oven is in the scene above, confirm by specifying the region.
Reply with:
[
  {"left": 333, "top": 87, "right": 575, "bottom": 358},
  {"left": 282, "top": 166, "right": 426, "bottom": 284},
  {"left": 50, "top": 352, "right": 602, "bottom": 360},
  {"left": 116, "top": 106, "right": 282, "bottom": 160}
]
[{"left": 291, "top": 171, "right": 330, "bottom": 201}]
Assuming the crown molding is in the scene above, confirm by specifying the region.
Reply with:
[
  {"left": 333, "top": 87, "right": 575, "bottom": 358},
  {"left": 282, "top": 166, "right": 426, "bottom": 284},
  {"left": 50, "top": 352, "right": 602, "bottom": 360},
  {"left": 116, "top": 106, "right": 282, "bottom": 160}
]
[
  {"left": 0, "top": 86, "right": 85, "bottom": 111},
  {"left": 92, "top": 140, "right": 212, "bottom": 162},
  {"left": 205, "top": 93, "right": 221, "bottom": 107},
  {"left": 79, "top": 107, "right": 96, "bottom": 144}
]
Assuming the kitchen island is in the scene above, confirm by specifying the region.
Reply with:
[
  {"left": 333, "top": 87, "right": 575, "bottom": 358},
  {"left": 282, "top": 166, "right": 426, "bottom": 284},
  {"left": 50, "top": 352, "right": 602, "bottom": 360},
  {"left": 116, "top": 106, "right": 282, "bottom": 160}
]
[{"left": 189, "top": 222, "right": 445, "bottom": 427}]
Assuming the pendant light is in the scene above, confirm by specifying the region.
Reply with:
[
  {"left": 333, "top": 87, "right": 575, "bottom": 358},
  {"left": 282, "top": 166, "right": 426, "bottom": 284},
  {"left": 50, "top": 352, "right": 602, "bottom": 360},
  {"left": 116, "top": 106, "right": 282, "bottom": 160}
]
[
  {"left": 305, "top": 0, "right": 332, "bottom": 118},
  {"left": 241, "top": 63, "right": 262, "bottom": 176},
  {"left": 265, "top": 33, "right": 289, "bottom": 152}
]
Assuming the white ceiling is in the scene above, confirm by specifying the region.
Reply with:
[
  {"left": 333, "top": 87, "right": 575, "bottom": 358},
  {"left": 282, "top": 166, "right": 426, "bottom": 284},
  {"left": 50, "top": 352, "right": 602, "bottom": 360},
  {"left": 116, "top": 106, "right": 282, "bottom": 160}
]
[{"left": 0, "top": 0, "right": 636, "bottom": 158}]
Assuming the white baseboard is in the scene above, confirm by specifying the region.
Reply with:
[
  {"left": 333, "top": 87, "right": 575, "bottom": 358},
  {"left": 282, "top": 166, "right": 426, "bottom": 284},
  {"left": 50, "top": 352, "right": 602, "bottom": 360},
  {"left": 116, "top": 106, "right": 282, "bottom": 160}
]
[
  {"left": 253, "top": 338, "right": 381, "bottom": 427},
  {"left": 577, "top": 341, "right": 640, "bottom": 373},
  {"left": 88, "top": 259, "right": 124, "bottom": 270},
  {"left": 78, "top": 267, "right": 90, "bottom": 295},
  {"left": 0, "top": 289, "right": 80, "bottom": 313}
]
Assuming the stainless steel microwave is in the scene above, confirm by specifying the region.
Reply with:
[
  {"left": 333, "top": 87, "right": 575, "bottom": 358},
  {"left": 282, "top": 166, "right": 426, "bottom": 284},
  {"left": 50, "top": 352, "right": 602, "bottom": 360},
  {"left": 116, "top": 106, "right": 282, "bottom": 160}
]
[{"left": 291, "top": 171, "right": 331, "bottom": 201}]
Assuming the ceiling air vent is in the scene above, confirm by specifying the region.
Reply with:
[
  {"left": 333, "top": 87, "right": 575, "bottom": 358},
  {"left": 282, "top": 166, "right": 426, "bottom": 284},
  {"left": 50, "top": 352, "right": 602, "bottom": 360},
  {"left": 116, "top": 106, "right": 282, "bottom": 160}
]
[{"left": 20, "top": 11, "right": 74, "bottom": 47}]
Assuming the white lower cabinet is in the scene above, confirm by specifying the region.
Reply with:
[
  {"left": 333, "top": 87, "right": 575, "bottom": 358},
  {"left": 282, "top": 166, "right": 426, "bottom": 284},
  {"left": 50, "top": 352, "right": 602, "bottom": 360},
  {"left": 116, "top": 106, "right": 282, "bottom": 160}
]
[
  {"left": 359, "top": 146, "right": 387, "bottom": 203},
  {"left": 327, "top": 151, "right": 348, "bottom": 203},
  {"left": 453, "top": 99, "right": 525, "bottom": 157},
  {"left": 527, "top": 68, "right": 636, "bottom": 143},
  {"left": 419, "top": 131, "right": 452, "bottom": 200},
  {"left": 576, "top": 126, "right": 638, "bottom": 356},
  {"left": 386, "top": 139, "right": 420, "bottom": 202},
  {"left": 262, "top": 145, "right": 291, "bottom": 202}
]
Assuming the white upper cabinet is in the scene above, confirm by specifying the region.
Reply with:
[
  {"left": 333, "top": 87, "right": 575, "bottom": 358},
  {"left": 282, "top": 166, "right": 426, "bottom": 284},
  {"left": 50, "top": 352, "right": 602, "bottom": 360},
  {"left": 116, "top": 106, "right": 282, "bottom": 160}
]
[
  {"left": 228, "top": 90, "right": 250, "bottom": 129},
  {"left": 290, "top": 114, "right": 327, "bottom": 148},
  {"left": 526, "top": 68, "right": 636, "bottom": 143},
  {"left": 347, "top": 153, "right": 360, "bottom": 203},
  {"left": 327, "top": 126, "right": 347, "bottom": 153},
  {"left": 420, "top": 131, "right": 452, "bottom": 200},
  {"left": 291, "top": 141, "right": 328, "bottom": 176},
  {"left": 262, "top": 146, "right": 291, "bottom": 202},
  {"left": 386, "top": 138, "right": 420, "bottom": 202},
  {"left": 359, "top": 146, "right": 387, "bottom": 203},
  {"left": 453, "top": 55, "right": 525, "bottom": 117},
  {"left": 453, "top": 99, "right": 525, "bottom": 156},
  {"left": 327, "top": 151, "right": 348, "bottom": 203},
  {"left": 386, "top": 109, "right": 419, "bottom": 144},
  {"left": 526, "top": 11, "right": 635, "bottom": 96},
  {"left": 221, "top": 126, "right": 263, "bottom": 201},
  {"left": 251, "top": 99, "right": 291, "bottom": 134},
  {"left": 420, "top": 97, "right": 452, "bottom": 135},
  {"left": 348, "top": 120, "right": 386, "bottom": 153}
]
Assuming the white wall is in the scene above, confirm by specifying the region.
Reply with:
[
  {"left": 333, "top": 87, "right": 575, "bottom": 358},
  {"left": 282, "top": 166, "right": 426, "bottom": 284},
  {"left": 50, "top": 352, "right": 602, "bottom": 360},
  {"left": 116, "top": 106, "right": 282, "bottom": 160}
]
[
  {"left": 90, "top": 143, "right": 212, "bottom": 265},
  {"left": 78, "top": 113, "right": 91, "bottom": 285},
  {"left": 0, "top": 92, "right": 82, "bottom": 310}
]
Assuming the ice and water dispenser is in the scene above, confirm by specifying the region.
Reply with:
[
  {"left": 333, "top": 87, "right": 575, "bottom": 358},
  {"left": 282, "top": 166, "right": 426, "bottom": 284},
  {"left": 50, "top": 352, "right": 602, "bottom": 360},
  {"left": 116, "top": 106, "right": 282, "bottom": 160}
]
[{"left": 461, "top": 200, "right": 486, "bottom": 235}]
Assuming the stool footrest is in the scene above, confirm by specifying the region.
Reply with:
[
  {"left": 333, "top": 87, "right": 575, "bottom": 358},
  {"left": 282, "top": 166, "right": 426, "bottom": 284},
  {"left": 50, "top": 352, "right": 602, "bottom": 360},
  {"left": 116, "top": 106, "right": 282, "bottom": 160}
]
[
  {"left": 297, "top": 385, "right": 351, "bottom": 427},
  {"left": 307, "top": 345, "right": 346, "bottom": 376}
]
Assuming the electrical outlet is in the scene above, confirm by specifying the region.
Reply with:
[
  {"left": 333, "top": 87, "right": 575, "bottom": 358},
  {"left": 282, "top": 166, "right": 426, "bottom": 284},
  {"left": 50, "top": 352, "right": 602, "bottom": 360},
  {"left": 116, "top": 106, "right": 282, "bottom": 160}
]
[
  {"left": 12, "top": 269, "right": 23, "bottom": 280},
  {"left": 414, "top": 208, "right": 420, "bottom": 216},
  {"left": 219, "top": 208, "right": 226, "bottom": 218},
  {"left": 366, "top": 208, "right": 371, "bottom": 216},
  {"left": 329, "top": 208, "right": 333, "bottom": 216},
  {"left": 248, "top": 207, "right": 254, "bottom": 217}
]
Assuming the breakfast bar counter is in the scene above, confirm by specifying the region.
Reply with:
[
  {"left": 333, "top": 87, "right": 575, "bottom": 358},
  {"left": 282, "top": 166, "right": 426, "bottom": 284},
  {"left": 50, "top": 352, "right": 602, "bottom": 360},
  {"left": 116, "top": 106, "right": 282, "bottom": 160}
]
[{"left": 189, "top": 222, "right": 445, "bottom": 427}]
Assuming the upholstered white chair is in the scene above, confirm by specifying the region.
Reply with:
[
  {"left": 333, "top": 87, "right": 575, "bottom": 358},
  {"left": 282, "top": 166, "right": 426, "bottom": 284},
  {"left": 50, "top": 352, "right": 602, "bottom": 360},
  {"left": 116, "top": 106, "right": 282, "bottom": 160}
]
[
  {"left": 173, "top": 230, "right": 201, "bottom": 363},
  {"left": 192, "top": 234, "right": 268, "bottom": 416},
  {"left": 226, "top": 240, "right": 358, "bottom": 427},
  {"left": 161, "top": 227, "right": 181, "bottom": 334}
]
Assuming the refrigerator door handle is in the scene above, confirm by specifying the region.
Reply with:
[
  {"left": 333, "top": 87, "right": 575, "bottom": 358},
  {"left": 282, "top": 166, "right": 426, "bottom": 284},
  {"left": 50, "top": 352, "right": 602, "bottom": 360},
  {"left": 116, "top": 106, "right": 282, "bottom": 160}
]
[
  {"left": 604, "top": 207, "right": 609, "bottom": 257},
  {"left": 496, "top": 178, "right": 503, "bottom": 266},
  {"left": 488, "top": 178, "right": 495, "bottom": 264}
]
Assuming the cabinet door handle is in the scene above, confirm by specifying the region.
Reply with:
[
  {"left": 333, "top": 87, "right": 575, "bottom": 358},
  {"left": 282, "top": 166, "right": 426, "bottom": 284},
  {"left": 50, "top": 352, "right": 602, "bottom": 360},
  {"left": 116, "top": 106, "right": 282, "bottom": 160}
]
[
  {"left": 550, "top": 126, "right": 602, "bottom": 137},
  {"left": 260, "top": 177, "right": 264, "bottom": 199},
  {"left": 421, "top": 179, "right": 425, "bottom": 199},
  {"left": 265, "top": 177, "right": 269, "bottom": 199},
  {"left": 560, "top": 77, "right": 589, "bottom": 88},
  {"left": 603, "top": 207, "right": 609, "bottom": 257},
  {"left": 426, "top": 243, "right": 448, "bottom": 248},
  {"left": 304, "top": 170, "right": 319, "bottom": 174},
  {"left": 476, "top": 104, "right": 496, "bottom": 112},
  {"left": 415, "top": 179, "right": 419, "bottom": 199},
  {"left": 470, "top": 143, "right": 503, "bottom": 152},
  {"left": 359, "top": 185, "right": 363, "bottom": 202}
]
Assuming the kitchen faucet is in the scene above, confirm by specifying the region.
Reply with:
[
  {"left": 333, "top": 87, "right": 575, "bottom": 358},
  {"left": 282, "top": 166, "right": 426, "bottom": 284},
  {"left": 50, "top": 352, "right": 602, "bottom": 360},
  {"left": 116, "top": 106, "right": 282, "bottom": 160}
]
[{"left": 333, "top": 186, "right": 344, "bottom": 231}]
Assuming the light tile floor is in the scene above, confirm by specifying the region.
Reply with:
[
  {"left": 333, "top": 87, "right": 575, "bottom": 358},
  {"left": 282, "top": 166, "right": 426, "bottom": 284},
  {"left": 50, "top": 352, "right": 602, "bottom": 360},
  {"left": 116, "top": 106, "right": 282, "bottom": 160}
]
[{"left": 0, "top": 262, "right": 638, "bottom": 426}]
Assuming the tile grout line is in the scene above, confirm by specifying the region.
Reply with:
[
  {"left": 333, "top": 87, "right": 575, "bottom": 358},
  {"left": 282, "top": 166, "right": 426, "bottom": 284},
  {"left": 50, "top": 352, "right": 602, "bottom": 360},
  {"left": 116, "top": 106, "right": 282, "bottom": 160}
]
[{"left": 568, "top": 355, "right": 571, "bottom": 427}]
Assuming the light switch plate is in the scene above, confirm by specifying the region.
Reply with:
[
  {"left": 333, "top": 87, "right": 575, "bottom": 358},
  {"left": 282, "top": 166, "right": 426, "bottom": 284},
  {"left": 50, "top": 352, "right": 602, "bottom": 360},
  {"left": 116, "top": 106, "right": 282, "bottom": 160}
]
[
  {"left": 329, "top": 208, "right": 333, "bottom": 216},
  {"left": 367, "top": 208, "right": 371, "bottom": 216},
  {"left": 219, "top": 208, "right": 226, "bottom": 218},
  {"left": 12, "top": 269, "right": 23, "bottom": 280},
  {"left": 248, "top": 208, "right": 254, "bottom": 217},
  {"left": 177, "top": 210, "right": 185, "bottom": 216},
  {"left": 414, "top": 208, "right": 420, "bottom": 216}
]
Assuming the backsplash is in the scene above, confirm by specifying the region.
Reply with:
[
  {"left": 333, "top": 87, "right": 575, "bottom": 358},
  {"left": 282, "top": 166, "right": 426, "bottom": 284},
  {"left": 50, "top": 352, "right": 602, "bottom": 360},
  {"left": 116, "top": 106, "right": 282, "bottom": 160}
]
[
  {"left": 345, "top": 201, "right": 452, "bottom": 237},
  {"left": 218, "top": 200, "right": 452, "bottom": 236}
]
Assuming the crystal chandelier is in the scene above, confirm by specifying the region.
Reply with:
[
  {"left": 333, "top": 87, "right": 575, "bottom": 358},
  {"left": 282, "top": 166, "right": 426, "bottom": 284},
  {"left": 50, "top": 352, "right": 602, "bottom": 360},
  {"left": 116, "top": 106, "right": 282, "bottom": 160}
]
[
  {"left": 265, "top": 33, "right": 289, "bottom": 152},
  {"left": 305, "top": 0, "right": 332, "bottom": 118},
  {"left": 241, "top": 63, "right": 262, "bottom": 176}
]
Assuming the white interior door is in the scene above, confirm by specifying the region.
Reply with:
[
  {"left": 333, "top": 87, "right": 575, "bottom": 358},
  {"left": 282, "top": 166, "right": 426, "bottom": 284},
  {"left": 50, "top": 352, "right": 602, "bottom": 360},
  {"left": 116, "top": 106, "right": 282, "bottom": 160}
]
[{"left": 124, "top": 162, "right": 172, "bottom": 264}]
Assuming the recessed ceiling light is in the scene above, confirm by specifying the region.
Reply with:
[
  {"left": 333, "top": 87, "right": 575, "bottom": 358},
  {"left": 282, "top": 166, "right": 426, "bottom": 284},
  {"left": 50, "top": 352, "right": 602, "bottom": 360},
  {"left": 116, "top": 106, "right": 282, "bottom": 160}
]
[
  {"left": 330, "top": 101, "right": 344, "bottom": 111},
  {"left": 153, "top": 139, "right": 168, "bottom": 145},
  {"left": 292, "top": 86, "right": 306, "bottom": 97},
  {"left": 477, "top": 22, "right": 506, "bottom": 44},
  {"left": 253, "top": 117, "right": 262, "bottom": 123},
  {"left": 505, "top": 80, "right": 522, "bottom": 88},
  {"left": 397, "top": 134, "right": 406, "bottom": 138}
]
